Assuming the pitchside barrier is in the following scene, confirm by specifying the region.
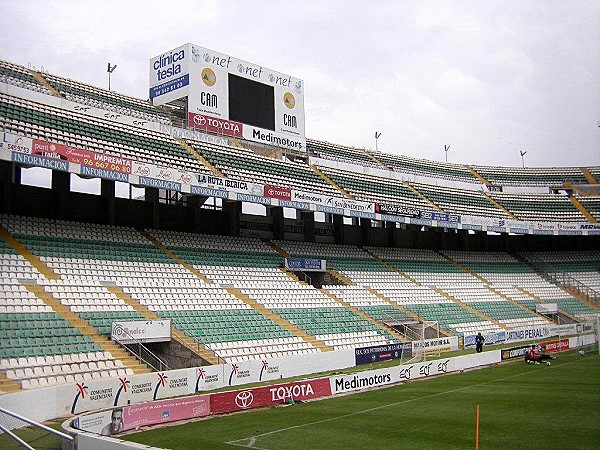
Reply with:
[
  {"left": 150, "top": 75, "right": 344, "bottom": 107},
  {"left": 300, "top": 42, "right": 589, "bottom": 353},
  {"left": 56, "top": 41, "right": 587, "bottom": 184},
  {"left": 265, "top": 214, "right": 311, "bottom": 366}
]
[
  {"left": 66, "top": 350, "right": 499, "bottom": 443},
  {"left": 65, "top": 330, "right": 597, "bottom": 449},
  {"left": 1, "top": 333, "right": 595, "bottom": 431}
]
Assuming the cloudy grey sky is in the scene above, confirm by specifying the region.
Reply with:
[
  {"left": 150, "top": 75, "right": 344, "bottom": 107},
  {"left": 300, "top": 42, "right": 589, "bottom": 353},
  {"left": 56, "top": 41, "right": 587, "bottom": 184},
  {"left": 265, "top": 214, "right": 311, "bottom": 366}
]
[{"left": 1, "top": 0, "right": 599, "bottom": 168}]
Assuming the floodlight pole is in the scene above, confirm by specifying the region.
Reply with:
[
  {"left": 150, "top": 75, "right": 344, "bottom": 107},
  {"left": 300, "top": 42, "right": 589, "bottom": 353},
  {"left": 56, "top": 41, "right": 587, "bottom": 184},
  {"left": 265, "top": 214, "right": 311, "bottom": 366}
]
[
  {"left": 375, "top": 132, "right": 381, "bottom": 152},
  {"left": 520, "top": 150, "right": 527, "bottom": 168},
  {"left": 107, "top": 63, "right": 117, "bottom": 91},
  {"left": 444, "top": 145, "right": 450, "bottom": 163}
]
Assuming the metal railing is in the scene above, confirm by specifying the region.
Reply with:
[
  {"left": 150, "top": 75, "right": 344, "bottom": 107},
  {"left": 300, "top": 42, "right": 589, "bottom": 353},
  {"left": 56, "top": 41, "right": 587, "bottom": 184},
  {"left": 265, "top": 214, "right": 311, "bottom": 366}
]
[
  {"left": 113, "top": 326, "right": 170, "bottom": 372},
  {"left": 0, "top": 406, "right": 73, "bottom": 450},
  {"left": 520, "top": 253, "right": 600, "bottom": 304}
]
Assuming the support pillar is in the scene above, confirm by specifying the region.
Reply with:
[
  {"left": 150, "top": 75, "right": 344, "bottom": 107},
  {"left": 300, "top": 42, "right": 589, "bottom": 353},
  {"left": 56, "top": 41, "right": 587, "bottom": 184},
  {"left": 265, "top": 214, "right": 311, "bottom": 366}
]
[
  {"left": 145, "top": 187, "right": 160, "bottom": 229},
  {"left": 101, "top": 178, "right": 116, "bottom": 225},
  {"left": 268, "top": 206, "right": 284, "bottom": 240},
  {"left": 51, "top": 171, "right": 70, "bottom": 220},
  {"left": 301, "top": 211, "right": 315, "bottom": 243},
  {"left": 223, "top": 201, "right": 241, "bottom": 237}
]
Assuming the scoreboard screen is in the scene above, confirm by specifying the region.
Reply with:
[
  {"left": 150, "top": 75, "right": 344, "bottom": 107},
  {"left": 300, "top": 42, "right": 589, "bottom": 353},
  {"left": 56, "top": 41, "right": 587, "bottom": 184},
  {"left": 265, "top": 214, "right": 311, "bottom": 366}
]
[{"left": 228, "top": 73, "right": 275, "bottom": 131}]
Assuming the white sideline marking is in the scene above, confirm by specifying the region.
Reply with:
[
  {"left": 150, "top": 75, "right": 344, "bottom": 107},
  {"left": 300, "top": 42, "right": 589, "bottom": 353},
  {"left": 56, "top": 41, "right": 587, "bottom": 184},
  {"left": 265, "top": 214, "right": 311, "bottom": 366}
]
[{"left": 225, "top": 359, "right": 582, "bottom": 448}]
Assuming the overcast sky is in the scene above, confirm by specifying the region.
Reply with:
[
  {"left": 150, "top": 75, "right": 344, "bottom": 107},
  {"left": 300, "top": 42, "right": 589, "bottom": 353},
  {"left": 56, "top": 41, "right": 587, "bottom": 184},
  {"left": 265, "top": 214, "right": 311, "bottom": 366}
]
[{"left": 1, "top": 0, "right": 599, "bottom": 168}]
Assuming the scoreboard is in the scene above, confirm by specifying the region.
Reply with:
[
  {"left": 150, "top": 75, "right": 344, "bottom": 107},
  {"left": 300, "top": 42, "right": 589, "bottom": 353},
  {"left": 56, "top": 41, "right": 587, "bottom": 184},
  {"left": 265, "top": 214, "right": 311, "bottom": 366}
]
[{"left": 150, "top": 44, "right": 305, "bottom": 151}]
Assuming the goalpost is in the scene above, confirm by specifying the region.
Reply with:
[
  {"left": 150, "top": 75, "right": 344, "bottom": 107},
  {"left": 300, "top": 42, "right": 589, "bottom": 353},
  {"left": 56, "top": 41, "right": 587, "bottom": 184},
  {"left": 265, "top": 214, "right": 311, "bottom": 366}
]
[{"left": 396, "top": 320, "right": 440, "bottom": 364}]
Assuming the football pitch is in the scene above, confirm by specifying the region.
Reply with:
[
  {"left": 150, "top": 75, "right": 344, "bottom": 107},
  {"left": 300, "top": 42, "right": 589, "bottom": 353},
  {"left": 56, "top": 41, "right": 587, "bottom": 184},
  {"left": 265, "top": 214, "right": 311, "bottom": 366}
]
[{"left": 122, "top": 350, "right": 600, "bottom": 450}]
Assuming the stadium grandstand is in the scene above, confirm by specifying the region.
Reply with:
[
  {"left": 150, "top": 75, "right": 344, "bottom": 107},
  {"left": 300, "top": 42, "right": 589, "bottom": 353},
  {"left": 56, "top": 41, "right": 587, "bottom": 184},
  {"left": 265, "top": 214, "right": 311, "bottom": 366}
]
[{"left": 0, "top": 55, "right": 598, "bottom": 444}]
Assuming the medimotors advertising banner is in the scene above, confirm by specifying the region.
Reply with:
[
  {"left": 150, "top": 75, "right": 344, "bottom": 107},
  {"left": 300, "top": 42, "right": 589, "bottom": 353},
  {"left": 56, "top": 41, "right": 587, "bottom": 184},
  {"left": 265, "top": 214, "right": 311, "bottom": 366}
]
[{"left": 330, "top": 358, "right": 454, "bottom": 395}]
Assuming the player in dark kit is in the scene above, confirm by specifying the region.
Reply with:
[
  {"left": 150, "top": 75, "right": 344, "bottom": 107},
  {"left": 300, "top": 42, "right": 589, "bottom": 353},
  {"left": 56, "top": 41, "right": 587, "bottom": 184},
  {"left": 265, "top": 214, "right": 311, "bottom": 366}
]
[{"left": 475, "top": 332, "right": 485, "bottom": 353}]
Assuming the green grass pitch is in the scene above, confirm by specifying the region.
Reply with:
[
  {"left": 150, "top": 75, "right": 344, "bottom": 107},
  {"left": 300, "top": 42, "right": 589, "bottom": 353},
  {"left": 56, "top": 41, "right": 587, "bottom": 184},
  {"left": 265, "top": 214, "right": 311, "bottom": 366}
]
[
  {"left": 1, "top": 350, "right": 597, "bottom": 449},
  {"left": 121, "top": 350, "right": 599, "bottom": 450}
]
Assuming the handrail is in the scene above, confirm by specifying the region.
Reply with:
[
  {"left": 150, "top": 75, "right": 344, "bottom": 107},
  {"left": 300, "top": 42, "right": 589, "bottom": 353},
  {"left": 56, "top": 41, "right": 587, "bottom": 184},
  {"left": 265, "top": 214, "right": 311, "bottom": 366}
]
[
  {"left": 520, "top": 253, "right": 600, "bottom": 304},
  {"left": 112, "top": 326, "right": 170, "bottom": 372},
  {"left": 0, "top": 406, "right": 73, "bottom": 445}
]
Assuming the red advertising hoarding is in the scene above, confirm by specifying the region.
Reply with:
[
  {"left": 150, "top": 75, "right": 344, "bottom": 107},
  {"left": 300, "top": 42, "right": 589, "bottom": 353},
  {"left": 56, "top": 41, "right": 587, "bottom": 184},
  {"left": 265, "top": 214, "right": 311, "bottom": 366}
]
[
  {"left": 32, "top": 139, "right": 132, "bottom": 173},
  {"left": 32, "top": 139, "right": 95, "bottom": 164},
  {"left": 210, "top": 378, "right": 331, "bottom": 414},
  {"left": 264, "top": 185, "right": 291, "bottom": 200},
  {"left": 540, "top": 338, "right": 569, "bottom": 353},
  {"left": 122, "top": 395, "right": 210, "bottom": 431},
  {"left": 188, "top": 112, "right": 243, "bottom": 138}
]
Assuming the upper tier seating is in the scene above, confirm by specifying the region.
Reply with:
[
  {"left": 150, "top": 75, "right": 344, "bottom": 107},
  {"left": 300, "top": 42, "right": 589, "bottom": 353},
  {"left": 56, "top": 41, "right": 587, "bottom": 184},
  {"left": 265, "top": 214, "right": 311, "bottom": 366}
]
[
  {"left": 369, "top": 151, "right": 476, "bottom": 183},
  {"left": 472, "top": 165, "right": 589, "bottom": 187},
  {"left": 188, "top": 140, "right": 340, "bottom": 196},
  {"left": 316, "top": 165, "right": 432, "bottom": 209},
  {"left": 0, "top": 60, "right": 51, "bottom": 95},
  {"left": 307, "top": 139, "right": 383, "bottom": 169},
  {"left": 0, "top": 92, "right": 210, "bottom": 174},
  {"left": 42, "top": 73, "right": 170, "bottom": 124},
  {"left": 488, "top": 192, "right": 588, "bottom": 222},
  {"left": 409, "top": 181, "right": 510, "bottom": 218}
]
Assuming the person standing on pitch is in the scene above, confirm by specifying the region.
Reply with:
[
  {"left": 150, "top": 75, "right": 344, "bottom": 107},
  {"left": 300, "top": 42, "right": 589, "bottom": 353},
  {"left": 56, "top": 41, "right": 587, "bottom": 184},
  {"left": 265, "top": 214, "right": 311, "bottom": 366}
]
[{"left": 475, "top": 332, "right": 485, "bottom": 353}]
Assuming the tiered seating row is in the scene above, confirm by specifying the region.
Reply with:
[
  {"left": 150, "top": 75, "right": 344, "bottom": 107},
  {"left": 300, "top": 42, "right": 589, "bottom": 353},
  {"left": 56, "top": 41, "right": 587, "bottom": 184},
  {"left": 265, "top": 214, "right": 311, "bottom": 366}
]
[
  {"left": 410, "top": 181, "right": 510, "bottom": 218},
  {"left": 473, "top": 165, "right": 588, "bottom": 187},
  {"left": 210, "top": 337, "right": 316, "bottom": 362},
  {"left": 307, "top": 139, "right": 382, "bottom": 168},
  {"left": 0, "top": 312, "right": 100, "bottom": 359},
  {"left": 190, "top": 141, "right": 339, "bottom": 196},
  {"left": 42, "top": 72, "right": 170, "bottom": 123},
  {"left": 0, "top": 92, "right": 208, "bottom": 173},
  {"left": 0, "top": 60, "right": 50, "bottom": 95},
  {"left": 1, "top": 352, "right": 132, "bottom": 390},
  {"left": 317, "top": 165, "right": 432, "bottom": 209},
  {"left": 371, "top": 151, "right": 477, "bottom": 183},
  {"left": 489, "top": 192, "right": 586, "bottom": 222}
]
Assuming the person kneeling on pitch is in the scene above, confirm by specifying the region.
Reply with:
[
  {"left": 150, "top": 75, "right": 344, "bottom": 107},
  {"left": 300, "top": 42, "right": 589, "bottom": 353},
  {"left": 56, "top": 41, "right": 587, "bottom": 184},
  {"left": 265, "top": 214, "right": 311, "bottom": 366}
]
[
  {"left": 535, "top": 344, "right": 556, "bottom": 364},
  {"left": 526, "top": 345, "right": 544, "bottom": 365},
  {"left": 525, "top": 345, "right": 537, "bottom": 364},
  {"left": 525, "top": 345, "right": 554, "bottom": 365}
]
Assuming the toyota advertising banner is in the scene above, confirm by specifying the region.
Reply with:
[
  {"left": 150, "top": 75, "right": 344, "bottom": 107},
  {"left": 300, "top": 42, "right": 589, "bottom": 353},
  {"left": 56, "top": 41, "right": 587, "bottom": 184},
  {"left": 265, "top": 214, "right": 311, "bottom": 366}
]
[{"left": 210, "top": 378, "right": 332, "bottom": 414}]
